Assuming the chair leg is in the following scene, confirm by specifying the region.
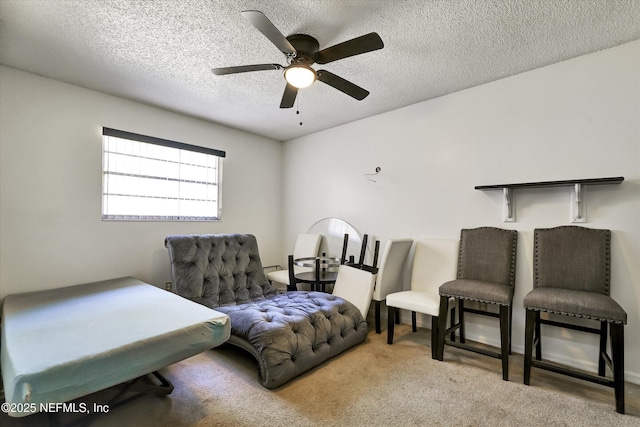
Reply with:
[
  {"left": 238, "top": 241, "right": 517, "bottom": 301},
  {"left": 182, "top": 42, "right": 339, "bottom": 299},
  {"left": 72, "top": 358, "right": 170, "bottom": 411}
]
[
  {"left": 395, "top": 308, "right": 400, "bottom": 324},
  {"left": 411, "top": 311, "right": 417, "bottom": 332},
  {"left": 387, "top": 306, "right": 395, "bottom": 345},
  {"left": 375, "top": 300, "right": 382, "bottom": 334},
  {"left": 534, "top": 311, "right": 541, "bottom": 360},
  {"left": 523, "top": 309, "right": 536, "bottom": 385},
  {"left": 508, "top": 304, "right": 513, "bottom": 355},
  {"left": 436, "top": 295, "right": 449, "bottom": 361},
  {"left": 610, "top": 322, "right": 625, "bottom": 414},
  {"left": 431, "top": 316, "right": 439, "bottom": 359},
  {"left": 598, "top": 321, "right": 607, "bottom": 376},
  {"left": 449, "top": 306, "right": 456, "bottom": 342},
  {"left": 499, "top": 305, "right": 509, "bottom": 381},
  {"left": 459, "top": 299, "right": 465, "bottom": 344}
]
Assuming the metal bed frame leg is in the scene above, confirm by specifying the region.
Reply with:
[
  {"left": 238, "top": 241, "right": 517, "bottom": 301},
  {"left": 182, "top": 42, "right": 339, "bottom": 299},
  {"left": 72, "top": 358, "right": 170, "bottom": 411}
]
[{"left": 47, "top": 371, "right": 174, "bottom": 427}]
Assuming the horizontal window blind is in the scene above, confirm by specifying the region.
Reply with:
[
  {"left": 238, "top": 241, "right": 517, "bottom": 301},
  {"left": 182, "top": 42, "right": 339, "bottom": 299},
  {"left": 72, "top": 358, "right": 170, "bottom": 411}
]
[{"left": 102, "top": 128, "right": 225, "bottom": 221}]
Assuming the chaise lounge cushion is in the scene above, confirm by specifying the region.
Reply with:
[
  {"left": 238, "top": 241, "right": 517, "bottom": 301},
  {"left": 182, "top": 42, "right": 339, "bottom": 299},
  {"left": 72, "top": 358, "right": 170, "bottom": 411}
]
[
  {"left": 165, "top": 234, "right": 368, "bottom": 389},
  {"left": 217, "top": 291, "right": 366, "bottom": 388}
]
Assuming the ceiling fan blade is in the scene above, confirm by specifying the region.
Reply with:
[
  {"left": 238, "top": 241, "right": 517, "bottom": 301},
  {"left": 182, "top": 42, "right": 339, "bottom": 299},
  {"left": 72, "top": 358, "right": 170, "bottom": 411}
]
[
  {"left": 317, "top": 70, "right": 369, "bottom": 100},
  {"left": 241, "top": 10, "right": 297, "bottom": 57},
  {"left": 212, "top": 64, "right": 283, "bottom": 75},
  {"left": 314, "top": 32, "right": 384, "bottom": 64},
  {"left": 280, "top": 83, "right": 298, "bottom": 108}
]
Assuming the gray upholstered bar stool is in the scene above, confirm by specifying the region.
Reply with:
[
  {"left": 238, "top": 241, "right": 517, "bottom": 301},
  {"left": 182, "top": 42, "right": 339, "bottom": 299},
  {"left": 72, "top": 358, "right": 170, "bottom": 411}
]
[
  {"left": 435, "top": 227, "right": 518, "bottom": 381},
  {"left": 523, "top": 226, "right": 627, "bottom": 414}
]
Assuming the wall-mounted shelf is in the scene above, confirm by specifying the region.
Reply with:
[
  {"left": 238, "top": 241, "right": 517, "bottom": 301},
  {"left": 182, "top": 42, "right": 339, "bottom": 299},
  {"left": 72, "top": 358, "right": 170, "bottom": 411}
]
[{"left": 475, "top": 177, "right": 624, "bottom": 223}]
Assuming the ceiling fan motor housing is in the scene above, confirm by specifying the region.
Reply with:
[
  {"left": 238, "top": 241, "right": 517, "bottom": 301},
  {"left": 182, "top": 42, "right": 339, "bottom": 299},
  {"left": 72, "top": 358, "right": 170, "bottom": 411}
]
[{"left": 286, "top": 34, "right": 319, "bottom": 64}]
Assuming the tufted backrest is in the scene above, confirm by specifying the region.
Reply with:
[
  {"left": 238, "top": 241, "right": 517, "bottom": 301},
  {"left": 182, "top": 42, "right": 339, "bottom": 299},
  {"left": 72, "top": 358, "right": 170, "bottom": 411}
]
[
  {"left": 165, "top": 234, "right": 276, "bottom": 308},
  {"left": 457, "top": 227, "right": 517, "bottom": 287},
  {"left": 534, "top": 226, "right": 611, "bottom": 294}
]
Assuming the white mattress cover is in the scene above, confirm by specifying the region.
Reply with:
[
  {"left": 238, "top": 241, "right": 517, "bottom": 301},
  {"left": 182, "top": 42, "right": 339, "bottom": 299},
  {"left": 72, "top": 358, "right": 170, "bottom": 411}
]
[{"left": 1, "top": 277, "right": 230, "bottom": 417}]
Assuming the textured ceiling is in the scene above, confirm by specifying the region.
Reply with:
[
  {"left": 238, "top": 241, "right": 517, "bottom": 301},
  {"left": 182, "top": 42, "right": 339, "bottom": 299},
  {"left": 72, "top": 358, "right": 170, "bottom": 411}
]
[{"left": 1, "top": 0, "right": 639, "bottom": 141}]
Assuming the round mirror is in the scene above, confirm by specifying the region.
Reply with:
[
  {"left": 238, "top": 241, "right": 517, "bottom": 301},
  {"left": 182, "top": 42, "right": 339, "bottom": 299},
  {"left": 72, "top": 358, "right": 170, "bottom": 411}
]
[{"left": 306, "top": 217, "right": 364, "bottom": 260}]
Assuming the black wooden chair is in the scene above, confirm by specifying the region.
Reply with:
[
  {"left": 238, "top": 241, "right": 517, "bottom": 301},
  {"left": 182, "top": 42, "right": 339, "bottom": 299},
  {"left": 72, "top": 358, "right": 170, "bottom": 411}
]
[
  {"left": 346, "top": 233, "right": 380, "bottom": 273},
  {"left": 288, "top": 233, "right": 380, "bottom": 293},
  {"left": 523, "top": 226, "right": 627, "bottom": 414},
  {"left": 436, "top": 227, "right": 518, "bottom": 380}
]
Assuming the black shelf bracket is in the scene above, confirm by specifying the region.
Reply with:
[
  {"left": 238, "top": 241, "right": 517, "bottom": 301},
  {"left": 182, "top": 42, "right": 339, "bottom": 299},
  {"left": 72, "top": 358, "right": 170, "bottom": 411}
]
[{"left": 475, "top": 177, "right": 624, "bottom": 223}]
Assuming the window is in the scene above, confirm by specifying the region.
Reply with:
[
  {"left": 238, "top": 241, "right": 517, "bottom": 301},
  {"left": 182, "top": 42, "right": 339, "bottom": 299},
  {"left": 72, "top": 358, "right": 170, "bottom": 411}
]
[{"left": 102, "top": 128, "right": 225, "bottom": 221}]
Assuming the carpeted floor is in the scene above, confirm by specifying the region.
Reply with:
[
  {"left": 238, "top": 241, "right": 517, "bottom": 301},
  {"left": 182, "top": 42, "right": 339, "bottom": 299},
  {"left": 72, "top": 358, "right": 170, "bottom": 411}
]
[{"left": 2, "top": 323, "right": 639, "bottom": 426}]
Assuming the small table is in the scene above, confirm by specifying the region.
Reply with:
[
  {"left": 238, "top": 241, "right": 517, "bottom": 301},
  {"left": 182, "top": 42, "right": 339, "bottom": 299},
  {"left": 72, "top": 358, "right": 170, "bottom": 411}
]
[{"left": 294, "top": 256, "right": 341, "bottom": 292}]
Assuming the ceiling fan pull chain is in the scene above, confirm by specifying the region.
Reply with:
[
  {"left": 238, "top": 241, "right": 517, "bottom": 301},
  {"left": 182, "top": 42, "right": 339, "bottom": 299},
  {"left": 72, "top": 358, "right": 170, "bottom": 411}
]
[{"left": 297, "top": 97, "right": 302, "bottom": 126}]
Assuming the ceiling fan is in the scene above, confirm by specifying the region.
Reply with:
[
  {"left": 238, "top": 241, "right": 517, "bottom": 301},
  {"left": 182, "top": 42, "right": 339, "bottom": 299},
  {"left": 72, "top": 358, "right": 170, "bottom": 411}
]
[{"left": 212, "top": 10, "right": 384, "bottom": 108}]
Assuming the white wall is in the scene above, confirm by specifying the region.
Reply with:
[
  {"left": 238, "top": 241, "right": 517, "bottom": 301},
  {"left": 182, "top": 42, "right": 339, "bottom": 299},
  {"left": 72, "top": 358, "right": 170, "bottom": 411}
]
[
  {"left": 1, "top": 40, "right": 638, "bottom": 383},
  {"left": 0, "top": 66, "right": 283, "bottom": 299},
  {"left": 282, "top": 41, "right": 640, "bottom": 382}
]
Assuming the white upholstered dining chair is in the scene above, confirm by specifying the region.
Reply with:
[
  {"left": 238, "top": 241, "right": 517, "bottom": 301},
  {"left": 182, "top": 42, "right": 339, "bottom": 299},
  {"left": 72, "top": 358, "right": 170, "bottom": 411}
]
[
  {"left": 267, "top": 233, "right": 321, "bottom": 290},
  {"left": 371, "top": 238, "right": 413, "bottom": 334},
  {"left": 333, "top": 264, "right": 378, "bottom": 319},
  {"left": 386, "top": 239, "right": 458, "bottom": 358}
]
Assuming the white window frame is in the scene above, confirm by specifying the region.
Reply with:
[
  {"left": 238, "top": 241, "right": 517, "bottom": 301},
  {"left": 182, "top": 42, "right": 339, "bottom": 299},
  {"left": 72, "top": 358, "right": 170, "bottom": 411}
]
[{"left": 102, "top": 127, "right": 225, "bottom": 221}]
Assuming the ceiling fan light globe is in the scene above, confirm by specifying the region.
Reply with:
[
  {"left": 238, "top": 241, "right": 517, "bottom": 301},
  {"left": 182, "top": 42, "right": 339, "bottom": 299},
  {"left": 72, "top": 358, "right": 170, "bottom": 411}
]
[{"left": 284, "top": 65, "right": 316, "bottom": 88}]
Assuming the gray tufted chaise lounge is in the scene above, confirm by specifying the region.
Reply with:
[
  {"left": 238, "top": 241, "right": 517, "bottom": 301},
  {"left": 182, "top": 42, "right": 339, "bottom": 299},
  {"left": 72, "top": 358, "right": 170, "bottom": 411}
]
[{"left": 164, "top": 233, "right": 368, "bottom": 389}]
